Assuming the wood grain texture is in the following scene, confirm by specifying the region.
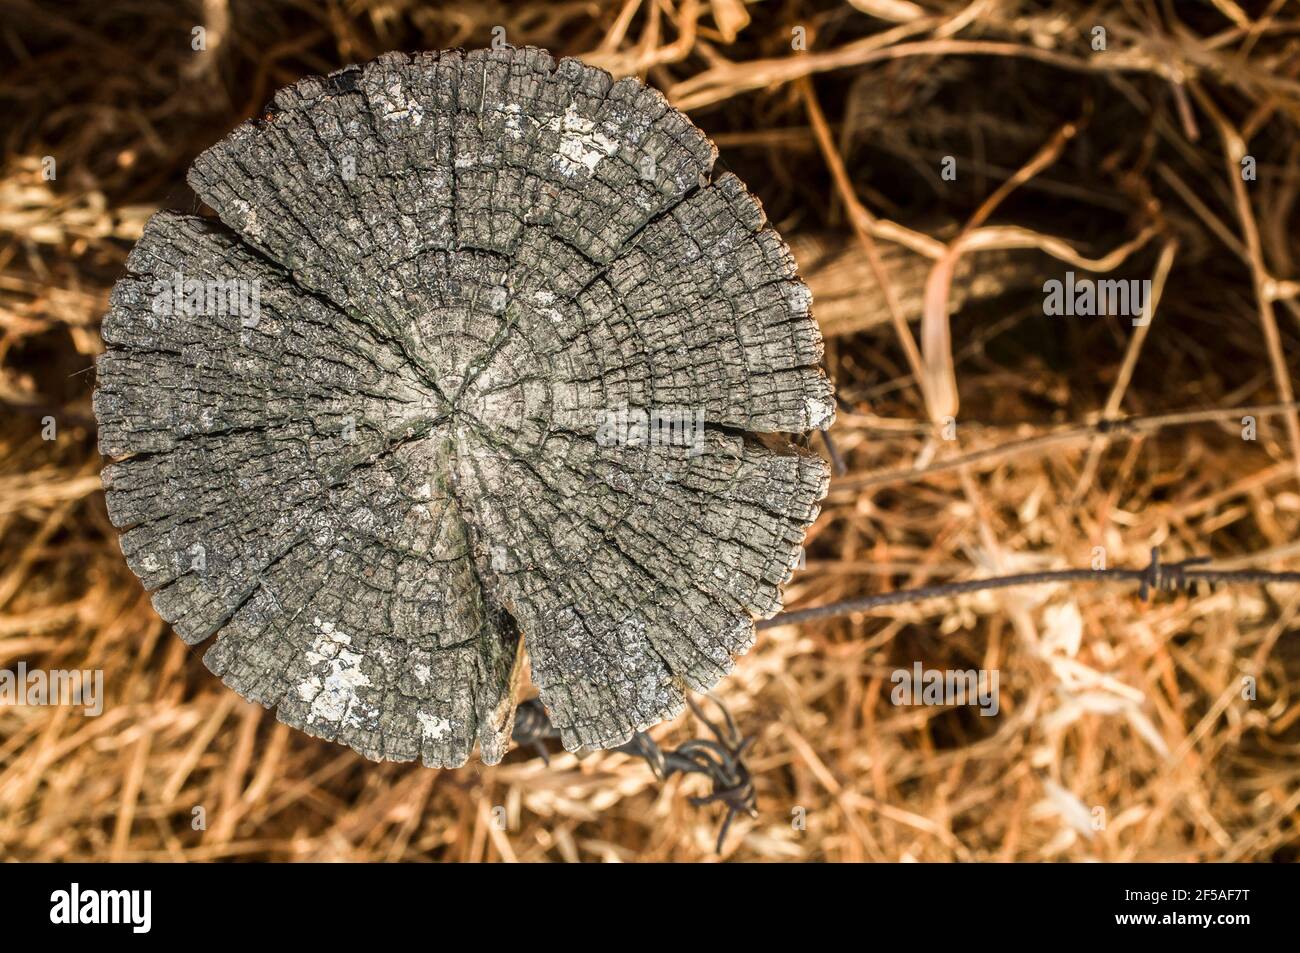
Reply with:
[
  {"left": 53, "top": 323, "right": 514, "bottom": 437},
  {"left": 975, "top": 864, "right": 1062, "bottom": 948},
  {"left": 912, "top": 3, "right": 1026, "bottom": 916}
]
[{"left": 95, "top": 47, "right": 833, "bottom": 766}]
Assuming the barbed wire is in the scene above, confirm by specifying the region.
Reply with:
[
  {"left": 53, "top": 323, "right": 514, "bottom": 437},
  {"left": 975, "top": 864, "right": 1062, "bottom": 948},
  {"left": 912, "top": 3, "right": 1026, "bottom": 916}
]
[
  {"left": 760, "top": 548, "right": 1300, "bottom": 628},
  {"left": 512, "top": 548, "right": 1299, "bottom": 853}
]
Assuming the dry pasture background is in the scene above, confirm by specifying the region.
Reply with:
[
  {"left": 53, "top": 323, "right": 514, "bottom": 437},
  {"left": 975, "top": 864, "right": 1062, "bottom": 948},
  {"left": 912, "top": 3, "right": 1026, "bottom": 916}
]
[{"left": 2, "top": 0, "right": 1299, "bottom": 861}]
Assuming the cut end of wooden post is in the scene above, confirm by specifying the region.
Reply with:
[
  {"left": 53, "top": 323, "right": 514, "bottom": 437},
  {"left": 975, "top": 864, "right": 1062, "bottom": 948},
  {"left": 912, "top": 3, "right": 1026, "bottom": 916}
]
[{"left": 94, "top": 47, "right": 834, "bottom": 766}]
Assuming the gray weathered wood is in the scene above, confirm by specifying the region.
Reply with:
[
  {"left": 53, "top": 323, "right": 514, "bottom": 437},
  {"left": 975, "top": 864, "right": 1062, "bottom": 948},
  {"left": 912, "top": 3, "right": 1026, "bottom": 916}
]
[{"left": 95, "top": 47, "right": 833, "bottom": 767}]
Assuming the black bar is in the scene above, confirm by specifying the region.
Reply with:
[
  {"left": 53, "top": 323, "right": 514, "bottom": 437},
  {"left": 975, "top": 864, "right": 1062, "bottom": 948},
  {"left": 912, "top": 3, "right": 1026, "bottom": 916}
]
[{"left": 1, "top": 861, "right": 1280, "bottom": 939}]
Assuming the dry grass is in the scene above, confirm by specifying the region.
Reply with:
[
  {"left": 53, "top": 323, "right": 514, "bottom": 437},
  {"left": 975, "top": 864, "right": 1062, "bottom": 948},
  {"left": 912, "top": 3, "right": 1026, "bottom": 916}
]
[{"left": 2, "top": 0, "right": 1299, "bottom": 862}]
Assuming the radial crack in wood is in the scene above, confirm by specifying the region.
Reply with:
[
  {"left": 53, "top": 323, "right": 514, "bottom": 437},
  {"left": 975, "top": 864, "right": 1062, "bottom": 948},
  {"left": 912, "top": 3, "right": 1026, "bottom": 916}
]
[{"left": 95, "top": 46, "right": 834, "bottom": 765}]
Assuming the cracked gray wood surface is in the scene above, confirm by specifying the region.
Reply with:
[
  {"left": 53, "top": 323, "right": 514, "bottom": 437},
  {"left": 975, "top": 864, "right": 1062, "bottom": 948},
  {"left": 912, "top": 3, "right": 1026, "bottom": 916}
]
[{"left": 95, "top": 47, "right": 833, "bottom": 767}]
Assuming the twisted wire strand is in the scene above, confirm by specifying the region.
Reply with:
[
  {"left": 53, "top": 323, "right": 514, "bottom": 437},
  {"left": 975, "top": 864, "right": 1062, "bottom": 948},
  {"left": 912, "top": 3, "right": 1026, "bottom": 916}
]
[{"left": 759, "top": 548, "right": 1300, "bottom": 628}]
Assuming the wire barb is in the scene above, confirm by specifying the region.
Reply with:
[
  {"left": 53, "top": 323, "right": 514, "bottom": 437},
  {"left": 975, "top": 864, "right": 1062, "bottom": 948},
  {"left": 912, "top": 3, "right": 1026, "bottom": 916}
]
[
  {"left": 1138, "top": 547, "right": 1212, "bottom": 600},
  {"left": 510, "top": 694, "right": 757, "bottom": 853}
]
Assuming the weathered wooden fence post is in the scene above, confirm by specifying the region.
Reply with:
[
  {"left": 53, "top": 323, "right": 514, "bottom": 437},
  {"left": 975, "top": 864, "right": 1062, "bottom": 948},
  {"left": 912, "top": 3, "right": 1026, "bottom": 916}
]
[{"left": 95, "top": 47, "right": 833, "bottom": 768}]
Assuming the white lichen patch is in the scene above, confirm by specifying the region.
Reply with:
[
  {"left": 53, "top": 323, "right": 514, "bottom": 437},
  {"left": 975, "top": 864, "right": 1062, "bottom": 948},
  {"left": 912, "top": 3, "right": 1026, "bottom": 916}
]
[
  {"left": 806, "top": 394, "right": 836, "bottom": 430},
  {"left": 531, "top": 290, "right": 563, "bottom": 323},
  {"left": 375, "top": 79, "right": 424, "bottom": 126},
  {"left": 417, "top": 710, "right": 452, "bottom": 741},
  {"left": 232, "top": 199, "right": 261, "bottom": 238},
  {"left": 298, "top": 618, "right": 376, "bottom": 728},
  {"left": 547, "top": 104, "right": 620, "bottom": 176},
  {"left": 492, "top": 100, "right": 619, "bottom": 175},
  {"left": 784, "top": 282, "right": 813, "bottom": 315},
  {"left": 503, "top": 102, "right": 528, "bottom": 140}
]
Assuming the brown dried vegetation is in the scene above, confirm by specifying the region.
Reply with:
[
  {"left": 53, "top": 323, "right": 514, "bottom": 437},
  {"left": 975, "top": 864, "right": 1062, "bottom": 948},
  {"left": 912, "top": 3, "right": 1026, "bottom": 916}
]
[{"left": 1, "top": 0, "right": 1298, "bottom": 861}]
